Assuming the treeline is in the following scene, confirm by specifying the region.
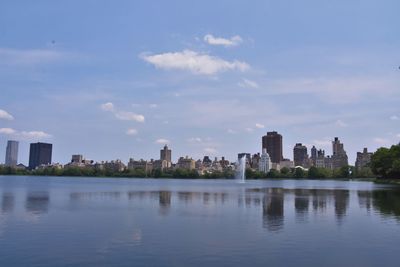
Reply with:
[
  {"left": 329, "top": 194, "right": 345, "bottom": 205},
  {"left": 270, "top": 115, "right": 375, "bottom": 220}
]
[{"left": 370, "top": 143, "right": 400, "bottom": 179}]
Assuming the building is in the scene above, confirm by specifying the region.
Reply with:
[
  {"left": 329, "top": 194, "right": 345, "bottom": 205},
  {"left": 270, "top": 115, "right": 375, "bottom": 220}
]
[
  {"left": 293, "top": 143, "right": 309, "bottom": 167},
  {"left": 128, "top": 158, "right": 153, "bottom": 173},
  {"left": 65, "top": 154, "right": 94, "bottom": 168},
  {"left": 177, "top": 156, "right": 195, "bottom": 170},
  {"left": 262, "top": 131, "right": 283, "bottom": 164},
  {"left": 5, "top": 140, "right": 18, "bottom": 167},
  {"left": 259, "top": 149, "right": 272, "bottom": 173},
  {"left": 29, "top": 142, "right": 52, "bottom": 170},
  {"left": 355, "top": 148, "right": 373, "bottom": 171},
  {"left": 310, "top": 146, "right": 317, "bottom": 166},
  {"left": 315, "top": 149, "right": 326, "bottom": 168},
  {"left": 251, "top": 153, "right": 261, "bottom": 169},
  {"left": 160, "top": 145, "right": 172, "bottom": 163},
  {"left": 331, "top": 137, "right": 348, "bottom": 169},
  {"left": 202, "top": 156, "right": 212, "bottom": 167},
  {"left": 153, "top": 159, "right": 170, "bottom": 171}
]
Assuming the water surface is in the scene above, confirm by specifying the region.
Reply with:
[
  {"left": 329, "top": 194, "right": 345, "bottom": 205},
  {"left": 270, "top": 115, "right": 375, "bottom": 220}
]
[{"left": 1, "top": 176, "right": 400, "bottom": 266}]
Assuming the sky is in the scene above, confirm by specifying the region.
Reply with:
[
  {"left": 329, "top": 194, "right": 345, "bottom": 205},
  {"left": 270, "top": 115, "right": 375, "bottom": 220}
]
[{"left": 0, "top": 0, "right": 399, "bottom": 165}]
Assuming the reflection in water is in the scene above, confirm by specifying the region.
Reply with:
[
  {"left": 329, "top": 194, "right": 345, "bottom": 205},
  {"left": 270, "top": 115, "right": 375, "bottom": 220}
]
[
  {"left": 1, "top": 193, "right": 14, "bottom": 213},
  {"left": 311, "top": 189, "right": 328, "bottom": 212},
  {"left": 294, "top": 189, "right": 309, "bottom": 222},
  {"left": 358, "top": 191, "right": 373, "bottom": 211},
  {"left": 334, "top": 190, "right": 349, "bottom": 223},
  {"left": 159, "top": 191, "right": 171, "bottom": 215},
  {"left": 371, "top": 190, "right": 400, "bottom": 219},
  {"left": 26, "top": 192, "right": 50, "bottom": 214},
  {"left": 262, "top": 188, "right": 284, "bottom": 232},
  {"left": 71, "top": 191, "right": 122, "bottom": 200}
]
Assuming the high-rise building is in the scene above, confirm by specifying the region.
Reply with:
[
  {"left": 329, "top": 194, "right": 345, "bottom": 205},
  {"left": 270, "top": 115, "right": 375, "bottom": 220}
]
[
  {"left": 28, "top": 142, "right": 52, "bottom": 170},
  {"left": 259, "top": 149, "right": 272, "bottom": 173},
  {"left": 160, "top": 145, "right": 172, "bottom": 163},
  {"left": 355, "top": 148, "right": 373, "bottom": 171},
  {"left": 262, "top": 131, "right": 283, "bottom": 164},
  {"left": 310, "top": 146, "right": 317, "bottom": 166},
  {"left": 293, "top": 143, "right": 309, "bottom": 167},
  {"left": 5, "top": 140, "right": 18, "bottom": 167},
  {"left": 331, "top": 137, "right": 348, "bottom": 169}
]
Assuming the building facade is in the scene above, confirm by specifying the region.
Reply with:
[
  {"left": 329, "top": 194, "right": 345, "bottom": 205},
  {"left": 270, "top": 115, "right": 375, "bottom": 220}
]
[
  {"left": 355, "top": 148, "right": 373, "bottom": 171},
  {"left": 160, "top": 145, "right": 172, "bottom": 163},
  {"left": 28, "top": 142, "right": 52, "bottom": 170},
  {"left": 331, "top": 137, "right": 348, "bottom": 169},
  {"left": 5, "top": 140, "right": 18, "bottom": 167},
  {"left": 177, "top": 156, "right": 195, "bottom": 170},
  {"left": 259, "top": 149, "right": 272, "bottom": 173},
  {"left": 262, "top": 131, "right": 283, "bottom": 164},
  {"left": 293, "top": 143, "right": 309, "bottom": 167}
]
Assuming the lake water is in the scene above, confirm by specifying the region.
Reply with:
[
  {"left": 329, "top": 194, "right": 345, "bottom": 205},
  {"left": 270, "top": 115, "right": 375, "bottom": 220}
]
[{"left": 1, "top": 176, "right": 400, "bottom": 267}]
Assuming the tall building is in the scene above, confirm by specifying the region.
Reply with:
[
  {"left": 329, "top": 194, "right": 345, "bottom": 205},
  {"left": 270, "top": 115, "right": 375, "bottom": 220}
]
[
  {"left": 28, "top": 142, "right": 52, "bottom": 170},
  {"left": 331, "top": 137, "right": 348, "bottom": 169},
  {"left": 355, "top": 148, "right": 373, "bottom": 171},
  {"left": 160, "top": 145, "right": 172, "bottom": 163},
  {"left": 5, "top": 140, "right": 18, "bottom": 167},
  {"left": 310, "top": 146, "right": 317, "bottom": 166},
  {"left": 259, "top": 149, "right": 272, "bottom": 173},
  {"left": 262, "top": 131, "right": 283, "bottom": 164},
  {"left": 293, "top": 143, "right": 309, "bottom": 167}
]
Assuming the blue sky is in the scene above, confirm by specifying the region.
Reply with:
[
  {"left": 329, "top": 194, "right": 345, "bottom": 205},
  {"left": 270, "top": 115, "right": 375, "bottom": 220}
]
[{"left": 0, "top": 0, "right": 399, "bottom": 165}]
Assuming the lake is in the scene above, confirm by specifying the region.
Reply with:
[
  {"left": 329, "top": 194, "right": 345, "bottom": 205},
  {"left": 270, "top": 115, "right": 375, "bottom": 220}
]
[{"left": 1, "top": 176, "right": 400, "bottom": 267}]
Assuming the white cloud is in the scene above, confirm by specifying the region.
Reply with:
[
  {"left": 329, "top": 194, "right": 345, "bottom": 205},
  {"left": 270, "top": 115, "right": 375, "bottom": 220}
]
[
  {"left": 188, "top": 137, "right": 202, "bottom": 143},
  {"left": 203, "top": 34, "right": 243, "bottom": 47},
  {"left": 390, "top": 115, "right": 399, "bottom": 120},
  {"left": 238, "top": 78, "right": 259, "bottom": 88},
  {"left": 373, "top": 137, "right": 389, "bottom": 145},
  {"left": 0, "top": 128, "right": 16, "bottom": 134},
  {"left": 335, "top": 119, "right": 347, "bottom": 127},
  {"left": 115, "top": 111, "right": 145, "bottom": 122},
  {"left": 245, "top": 127, "right": 254, "bottom": 133},
  {"left": 0, "top": 128, "right": 51, "bottom": 140},
  {"left": 0, "top": 47, "right": 65, "bottom": 65},
  {"left": 0, "top": 109, "right": 14, "bottom": 120},
  {"left": 101, "top": 102, "right": 114, "bottom": 111},
  {"left": 227, "top": 129, "right": 236, "bottom": 134},
  {"left": 101, "top": 102, "right": 145, "bottom": 123},
  {"left": 126, "top": 128, "right": 138, "bottom": 135},
  {"left": 204, "top": 147, "right": 217, "bottom": 154},
  {"left": 255, "top": 123, "right": 265, "bottom": 129},
  {"left": 141, "top": 50, "right": 249, "bottom": 75},
  {"left": 155, "top": 138, "right": 170, "bottom": 144},
  {"left": 20, "top": 131, "right": 52, "bottom": 139}
]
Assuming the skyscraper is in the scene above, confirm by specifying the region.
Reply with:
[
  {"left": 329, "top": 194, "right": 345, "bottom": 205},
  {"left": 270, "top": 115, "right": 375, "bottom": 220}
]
[
  {"left": 310, "top": 146, "right": 317, "bottom": 166},
  {"left": 29, "top": 142, "right": 52, "bottom": 170},
  {"left": 5, "top": 140, "right": 18, "bottom": 167},
  {"left": 293, "top": 143, "right": 309, "bottom": 167},
  {"left": 160, "top": 145, "right": 172, "bottom": 163},
  {"left": 262, "top": 131, "right": 283, "bottom": 164},
  {"left": 259, "top": 149, "right": 272, "bottom": 173},
  {"left": 331, "top": 137, "right": 348, "bottom": 169}
]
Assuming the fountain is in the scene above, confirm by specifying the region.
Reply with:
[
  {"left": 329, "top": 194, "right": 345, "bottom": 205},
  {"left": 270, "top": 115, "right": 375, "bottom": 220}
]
[{"left": 236, "top": 156, "right": 246, "bottom": 183}]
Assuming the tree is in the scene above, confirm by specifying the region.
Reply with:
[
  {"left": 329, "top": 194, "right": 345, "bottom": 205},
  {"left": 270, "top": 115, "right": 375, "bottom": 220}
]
[{"left": 371, "top": 144, "right": 400, "bottom": 179}]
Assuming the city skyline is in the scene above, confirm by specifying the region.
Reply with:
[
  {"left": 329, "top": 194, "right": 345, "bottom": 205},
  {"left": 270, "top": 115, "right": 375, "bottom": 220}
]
[{"left": 0, "top": 1, "right": 399, "bottom": 165}]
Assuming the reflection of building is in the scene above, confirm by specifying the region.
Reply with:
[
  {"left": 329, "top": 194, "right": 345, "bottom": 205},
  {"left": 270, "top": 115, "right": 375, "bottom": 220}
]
[
  {"left": 294, "top": 189, "right": 309, "bottom": 221},
  {"left": 26, "top": 192, "right": 50, "bottom": 214},
  {"left": 332, "top": 137, "right": 348, "bottom": 169},
  {"left": 262, "top": 188, "right": 284, "bottom": 232},
  {"left": 29, "top": 142, "right": 52, "bottom": 170},
  {"left": 355, "top": 148, "right": 373, "bottom": 171},
  {"left": 1, "top": 193, "right": 14, "bottom": 213},
  {"left": 5, "top": 140, "right": 18, "bottom": 167},
  {"left": 259, "top": 149, "right": 271, "bottom": 173},
  {"left": 334, "top": 190, "right": 349, "bottom": 223},
  {"left": 293, "top": 143, "right": 309, "bottom": 167},
  {"left": 262, "top": 131, "right": 283, "bottom": 164}
]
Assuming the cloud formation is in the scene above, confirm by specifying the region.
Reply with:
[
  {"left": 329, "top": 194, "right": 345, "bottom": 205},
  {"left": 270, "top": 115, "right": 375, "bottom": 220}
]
[
  {"left": 0, "top": 128, "right": 52, "bottom": 140},
  {"left": 126, "top": 128, "right": 138, "bottom": 135},
  {"left": 101, "top": 102, "right": 145, "bottom": 123},
  {"left": 203, "top": 34, "right": 243, "bottom": 47},
  {"left": 155, "top": 138, "right": 170, "bottom": 144},
  {"left": 390, "top": 115, "right": 399, "bottom": 121},
  {"left": 238, "top": 78, "right": 259, "bottom": 88},
  {"left": 0, "top": 47, "right": 65, "bottom": 66},
  {"left": 255, "top": 123, "right": 265, "bottom": 129},
  {"left": 141, "top": 50, "right": 249, "bottom": 75},
  {"left": 0, "top": 109, "right": 14, "bottom": 120}
]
